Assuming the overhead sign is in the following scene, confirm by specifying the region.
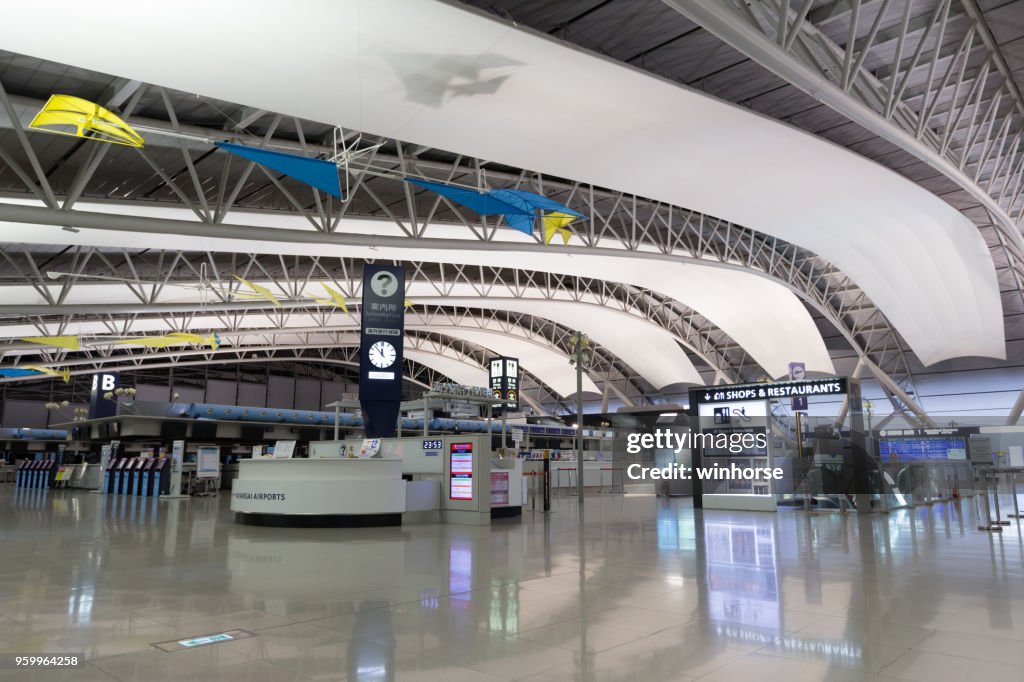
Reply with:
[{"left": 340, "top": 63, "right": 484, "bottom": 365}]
[
  {"left": 359, "top": 264, "right": 406, "bottom": 438},
  {"left": 489, "top": 356, "right": 520, "bottom": 411},
  {"left": 789, "top": 362, "right": 807, "bottom": 412},
  {"left": 88, "top": 372, "right": 119, "bottom": 419},
  {"left": 694, "top": 378, "right": 848, "bottom": 405}
]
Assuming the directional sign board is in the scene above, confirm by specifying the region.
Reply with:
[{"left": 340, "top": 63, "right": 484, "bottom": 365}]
[
  {"left": 489, "top": 356, "right": 519, "bottom": 412},
  {"left": 693, "top": 378, "right": 848, "bottom": 406},
  {"left": 359, "top": 264, "right": 406, "bottom": 438}
]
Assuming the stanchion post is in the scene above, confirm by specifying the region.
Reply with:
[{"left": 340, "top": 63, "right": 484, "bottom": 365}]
[
  {"left": 543, "top": 454, "right": 551, "bottom": 512},
  {"left": 1010, "top": 471, "right": 1022, "bottom": 519},
  {"left": 993, "top": 468, "right": 1011, "bottom": 525}
]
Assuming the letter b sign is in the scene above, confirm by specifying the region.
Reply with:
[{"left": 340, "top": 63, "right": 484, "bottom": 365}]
[{"left": 92, "top": 374, "right": 116, "bottom": 391}]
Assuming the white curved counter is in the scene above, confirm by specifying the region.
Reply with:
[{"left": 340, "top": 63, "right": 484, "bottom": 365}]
[{"left": 231, "top": 458, "right": 405, "bottom": 527}]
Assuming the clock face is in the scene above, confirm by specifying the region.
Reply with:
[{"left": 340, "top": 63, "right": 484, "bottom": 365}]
[{"left": 368, "top": 341, "right": 397, "bottom": 369}]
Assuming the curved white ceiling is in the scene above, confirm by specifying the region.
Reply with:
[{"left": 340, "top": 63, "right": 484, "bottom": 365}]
[
  {"left": 402, "top": 348, "right": 484, "bottom": 387},
  {"left": 0, "top": 0, "right": 1003, "bottom": 367},
  {"left": 424, "top": 296, "right": 702, "bottom": 388},
  {"left": 0, "top": 280, "right": 704, "bottom": 388},
  {"left": 0, "top": 305, "right": 600, "bottom": 398},
  {"left": 431, "top": 327, "right": 599, "bottom": 396},
  {"left": 0, "top": 207, "right": 834, "bottom": 379}
]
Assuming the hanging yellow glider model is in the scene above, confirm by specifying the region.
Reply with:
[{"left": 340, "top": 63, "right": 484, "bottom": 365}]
[
  {"left": 19, "top": 335, "right": 80, "bottom": 351},
  {"left": 233, "top": 276, "right": 281, "bottom": 307},
  {"left": 22, "top": 365, "right": 71, "bottom": 383},
  {"left": 313, "top": 283, "right": 349, "bottom": 313},
  {"left": 29, "top": 95, "right": 144, "bottom": 148}
]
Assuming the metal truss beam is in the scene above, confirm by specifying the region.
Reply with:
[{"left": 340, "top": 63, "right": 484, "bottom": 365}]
[
  {"left": 664, "top": 0, "right": 1024, "bottom": 261},
  {"left": 0, "top": 253, "right": 725, "bottom": 406},
  {"left": 0, "top": 249, "right": 751, "bottom": 381},
  {"left": 0, "top": 82, "right": 931, "bottom": 417}
]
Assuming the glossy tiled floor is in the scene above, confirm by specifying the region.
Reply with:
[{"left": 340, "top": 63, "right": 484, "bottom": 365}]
[{"left": 2, "top": 488, "right": 1024, "bottom": 681}]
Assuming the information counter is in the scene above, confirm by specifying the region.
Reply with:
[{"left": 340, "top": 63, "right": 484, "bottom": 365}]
[{"left": 231, "top": 458, "right": 405, "bottom": 527}]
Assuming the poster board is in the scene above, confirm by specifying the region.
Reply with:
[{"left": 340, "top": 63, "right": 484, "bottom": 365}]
[
  {"left": 196, "top": 446, "right": 220, "bottom": 479},
  {"left": 449, "top": 442, "right": 474, "bottom": 500},
  {"left": 968, "top": 436, "right": 992, "bottom": 464},
  {"left": 273, "top": 440, "right": 296, "bottom": 459},
  {"left": 359, "top": 438, "right": 381, "bottom": 458},
  {"left": 490, "top": 471, "right": 509, "bottom": 506}
]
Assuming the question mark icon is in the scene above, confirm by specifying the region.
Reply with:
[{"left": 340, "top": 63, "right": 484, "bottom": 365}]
[{"left": 371, "top": 271, "right": 397, "bottom": 297}]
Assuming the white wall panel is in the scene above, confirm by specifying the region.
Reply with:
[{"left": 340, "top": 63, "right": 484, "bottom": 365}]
[
  {"left": 136, "top": 383, "right": 169, "bottom": 403},
  {"left": 206, "top": 379, "right": 237, "bottom": 405},
  {"left": 2, "top": 400, "right": 48, "bottom": 428},
  {"left": 237, "top": 382, "right": 267, "bottom": 407},
  {"left": 267, "top": 376, "right": 295, "bottom": 409},
  {"left": 294, "top": 378, "right": 321, "bottom": 411}
]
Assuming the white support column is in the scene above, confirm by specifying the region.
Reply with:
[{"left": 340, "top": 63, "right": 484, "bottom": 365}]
[
  {"left": 833, "top": 356, "right": 866, "bottom": 429},
  {"left": 1006, "top": 387, "right": 1024, "bottom": 425},
  {"left": 864, "top": 358, "right": 936, "bottom": 428}
]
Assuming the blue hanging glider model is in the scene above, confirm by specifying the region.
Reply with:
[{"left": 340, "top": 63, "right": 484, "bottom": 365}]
[
  {"left": 405, "top": 178, "right": 584, "bottom": 239},
  {"left": 0, "top": 368, "right": 43, "bottom": 378},
  {"left": 215, "top": 141, "right": 344, "bottom": 199},
  {"left": 211, "top": 140, "right": 583, "bottom": 242}
]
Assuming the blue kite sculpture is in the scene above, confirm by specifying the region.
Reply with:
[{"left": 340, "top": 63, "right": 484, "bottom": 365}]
[
  {"left": 215, "top": 142, "right": 344, "bottom": 199},
  {"left": 405, "top": 178, "right": 583, "bottom": 240}
]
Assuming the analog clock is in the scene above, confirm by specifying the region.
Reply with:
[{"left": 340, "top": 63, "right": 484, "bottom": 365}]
[{"left": 368, "top": 341, "right": 397, "bottom": 369}]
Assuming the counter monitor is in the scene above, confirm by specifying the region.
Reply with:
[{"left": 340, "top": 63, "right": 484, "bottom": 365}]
[{"left": 449, "top": 442, "right": 474, "bottom": 500}]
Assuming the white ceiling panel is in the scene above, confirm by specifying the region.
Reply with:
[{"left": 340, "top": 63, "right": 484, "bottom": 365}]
[
  {"left": 0, "top": 0, "right": 1004, "bottom": 366},
  {"left": 0, "top": 206, "right": 835, "bottom": 379}
]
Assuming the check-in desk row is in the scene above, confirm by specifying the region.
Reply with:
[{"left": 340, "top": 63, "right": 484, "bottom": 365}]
[
  {"left": 14, "top": 460, "right": 58, "bottom": 489},
  {"left": 101, "top": 457, "right": 171, "bottom": 497}
]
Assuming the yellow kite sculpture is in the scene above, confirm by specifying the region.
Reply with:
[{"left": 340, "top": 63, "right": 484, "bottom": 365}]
[
  {"left": 542, "top": 212, "right": 576, "bottom": 245},
  {"left": 22, "top": 365, "right": 71, "bottom": 383},
  {"left": 313, "top": 283, "right": 349, "bottom": 313},
  {"left": 19, "top": 335, "right": 80, "bottom": 351},
  {"left": 233, "top": 275, "right": 281, "bottom": 307},
  {"left": 29, "top": 95, "right": 144, "bottom": 148}
]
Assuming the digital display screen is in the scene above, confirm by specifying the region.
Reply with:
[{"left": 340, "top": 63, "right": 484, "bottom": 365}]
[
  {"left": 423, "top": 439, "right": 443, "bottom": 451},
  {"left": 449, "top": 442, "right": 473, "bottom": 500},
  {"left": 879, "top": 436, "right": 967, "bottom": 461}
]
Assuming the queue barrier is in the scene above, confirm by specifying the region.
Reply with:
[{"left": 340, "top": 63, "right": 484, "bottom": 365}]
[
  {"left": 973, "top": 466, "right": 1024, "bottom": 532},
  {"left": 552, "top": 466, "right": 624, "bottom": 496}
]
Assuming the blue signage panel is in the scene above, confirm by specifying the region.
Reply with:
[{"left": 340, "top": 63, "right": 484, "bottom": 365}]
[
  {"left": 359, "top": 264, "right": 406, "bottom": 438},
  {"left": 878, "top": 437, "right": 966, "bottom": 461},
  {"left": 88, "top": 372, "right": 120, "bottom": 419}
]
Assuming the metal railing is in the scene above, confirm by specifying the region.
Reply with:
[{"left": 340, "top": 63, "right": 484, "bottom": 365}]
[{"left": 786, "top": 459, "right": 978, "bottom": 513}]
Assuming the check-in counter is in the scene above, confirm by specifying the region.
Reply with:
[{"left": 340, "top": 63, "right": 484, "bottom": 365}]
[{"left": 231, "top": 458, "right": 406, "bottom": 527}]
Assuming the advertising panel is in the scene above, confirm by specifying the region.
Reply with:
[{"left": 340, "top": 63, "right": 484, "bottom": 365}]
[{"left": 449, "top": 442, "right": 474, "bottom": 500}]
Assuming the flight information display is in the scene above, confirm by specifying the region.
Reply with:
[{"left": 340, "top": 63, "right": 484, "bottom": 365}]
[
  {"left": 449, "top": 442, "right": 474, "bottom": 500},
  {"left": 878, "top": 436, "right": 967, "bottom": 461}
]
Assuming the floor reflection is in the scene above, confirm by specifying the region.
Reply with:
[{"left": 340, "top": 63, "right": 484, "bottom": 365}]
[{"left": 3, "top": 489, "right": 1024, "bottom": 681}]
